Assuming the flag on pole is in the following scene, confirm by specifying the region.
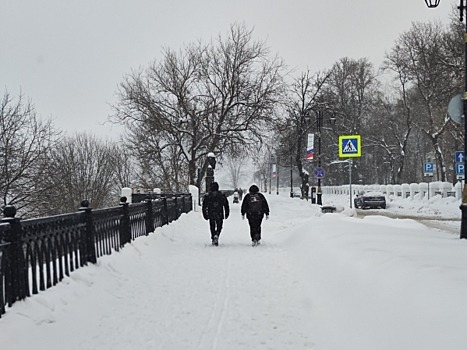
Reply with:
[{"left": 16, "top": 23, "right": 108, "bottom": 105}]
[{"left": 306, "top": 133, "right": 314, "bottom": 160}]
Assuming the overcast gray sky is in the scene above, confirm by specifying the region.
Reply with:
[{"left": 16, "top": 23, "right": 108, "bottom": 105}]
[{"left": 1, "top": 0, "right": 454, "bottom": 138}]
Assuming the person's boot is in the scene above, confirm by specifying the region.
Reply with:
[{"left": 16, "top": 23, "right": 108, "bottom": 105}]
[{"left": 255, "top": 235, "right": 261, "bottom": 245}]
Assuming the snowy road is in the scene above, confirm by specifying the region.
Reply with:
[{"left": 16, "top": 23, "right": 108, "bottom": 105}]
[
  {"left": 1, "top": 193, "right": 467, "bottom": 350},
  {"left": 355, "top": 208, "right": 461, "bottom": 234}
]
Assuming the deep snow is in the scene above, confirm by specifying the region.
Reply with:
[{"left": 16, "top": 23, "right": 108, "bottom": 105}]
[{"left": 1, "top": 191, "right": 466, "bottom": 350}]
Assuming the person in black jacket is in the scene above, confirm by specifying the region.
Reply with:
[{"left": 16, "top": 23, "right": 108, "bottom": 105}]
[
  {"left": 241, "top": 184, "right": 270, "bottom": 246},
  {"left": 202, "top": 182, "right": 230, "bottom": 246}
]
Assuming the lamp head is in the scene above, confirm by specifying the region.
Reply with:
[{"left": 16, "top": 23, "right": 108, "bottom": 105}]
[
  {"left": 424, "top": 0, "right": 440, "bottom": 8},
  {"left": 207, "top": 154, "right": 216, "bottom": 169}
]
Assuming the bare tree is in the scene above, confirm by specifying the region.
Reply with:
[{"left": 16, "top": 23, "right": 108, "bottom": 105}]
[
  {"left": 39, "top": 133, "right": 122, "bottom": 215},
  {"left": 269, "top": 19, "right": 462, "bottom": 186},
  {"left": 224, "top": 153, "right": 248, "bottom": 189},
  {"left": 322, "top": 57, "right": 380, "bottom": 184},
  {"left": 279, "top": 70, "right": 331, "bottom": 192},
  {"left": 109, "top": 142, "right": 138, "bottom": 197},
  {"left": 385, "top": 21, "right": 458, "bottom": 182},
  {"left": 112, "top": 23, "right": 285, "bottom": 191},
  {"left": 324, "top": 57, "right": 379, "bottom": 134},
  {"left": 379, "top": 41, "right": 417, "bottom": 184},
  {"left": 0, "top": 90, "right": 59, "bottom": 216}
]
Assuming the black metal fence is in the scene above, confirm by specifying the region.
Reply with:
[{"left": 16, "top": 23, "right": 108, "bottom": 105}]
[{"left": 0, "top": 193, "right": 192, "bottom": 318}]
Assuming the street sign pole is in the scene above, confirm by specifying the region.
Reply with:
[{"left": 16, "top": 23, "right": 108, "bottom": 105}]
[
  {"left": 349, "top": 159, "right": 353, "bottom": 208},
  {"left": 317, "top": 111, "right": 322, "bottom": 205},
  {"left": 338, "top": 135, "right": 361, "bottom": 208}
]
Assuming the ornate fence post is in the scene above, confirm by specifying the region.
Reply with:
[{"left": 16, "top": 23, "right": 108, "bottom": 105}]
[
  {"left": 183, "top": 194, "right": 188, "bottom": 214},
  {"left": 188, "top": 194, "right": 193, "bottom": 212},
  {"left": 79, "top": 200, "right": 97, "bottom": 264},
  {"left": 161, "top": 196, "right": 168, "bottom": 226},
  {"left": 2, "top": 205, "right": 28, "bottom": 305},
  {"left": 183, "top": 194, "right": 189, "bottom": 213},
  {"left": 174, "top": 195, "right": 180, "bottom": 219},
  {"left": 183, "top": 194, "right": 192, "bottom": 213},
  {"left": 179, "top": 195, "right": 185, "bottom": 214},
  {"left": 120, "top": 196, "right": 131, "bottom": 245},
  {"left": 145, "top": 199, "right": 153, "bottom": 235}
]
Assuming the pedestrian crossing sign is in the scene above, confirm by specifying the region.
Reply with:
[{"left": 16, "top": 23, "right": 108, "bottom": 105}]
[{"left": 338, "top": 135, "right": 361, "bottom": 158}]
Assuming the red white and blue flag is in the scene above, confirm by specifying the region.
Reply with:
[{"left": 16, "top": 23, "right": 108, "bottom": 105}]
[{"left": 306, "top": 133, "right": 314, "bottom": 160}]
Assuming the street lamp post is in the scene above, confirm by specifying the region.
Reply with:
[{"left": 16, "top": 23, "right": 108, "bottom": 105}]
[
  {"left": 426, "top": 0, "right": 467, "bottom": 239},
  {"left": 290, "top": 155, "right": 294, "bottom": 198},
  {"left": 290, "top": 106, "right": 333, "bottom": 203},
  {"left": 197, "top": 168, "right": 202, "bottom": 206},
  {"left": 206, "top": 153, "right": 216, "bottom": 193},
  {"left": 269, "top": 155, "right": 272, "bottom": 195},
  {"left": 276, "top": 157, "right": 280, "bottom": 195},
  {"left": 307, "top": 107, "right": 326, "bottom": 205},
  {"left": 317, "top": 109, "right": 323, "bottom": 205}
]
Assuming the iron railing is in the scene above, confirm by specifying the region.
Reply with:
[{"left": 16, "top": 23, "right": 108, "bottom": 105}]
[{"left": 0, "top": 193, "right": 192, "bottom": 318}]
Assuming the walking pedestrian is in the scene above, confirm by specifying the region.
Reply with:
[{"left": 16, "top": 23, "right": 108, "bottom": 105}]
[
  {"left": 202, "top": 182, "right": 229, "bottom": 246},
  {"left": 241, "top": 184, "right": 270, "bottom": 246},
  {"left": 233, "top": 190, "right": 239, "bottom": 204}
]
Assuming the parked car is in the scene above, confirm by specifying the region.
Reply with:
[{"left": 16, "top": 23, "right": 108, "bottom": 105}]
[{"left": 354, "top": 191, "right": 386, "bottom": 209}]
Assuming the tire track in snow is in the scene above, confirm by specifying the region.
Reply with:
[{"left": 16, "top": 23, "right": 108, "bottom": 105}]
[
  {"left": 212, "top": 258, "right": 231, "bottom": 350},
  {"left": 197, "top": 257, "right": 231, "bottom": 350}
]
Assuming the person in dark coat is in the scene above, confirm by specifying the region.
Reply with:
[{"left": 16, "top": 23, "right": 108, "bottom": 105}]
[
  {"left": 241, "top": 184, "right": 270, "bottom": 246},
  {"left": 202, "top": 182, "right": 230, "bottom": 246}
]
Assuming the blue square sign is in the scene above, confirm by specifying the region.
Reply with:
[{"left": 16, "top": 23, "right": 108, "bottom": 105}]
[{"left": 424, "top": 162, "right": 434, "bottom": 176}]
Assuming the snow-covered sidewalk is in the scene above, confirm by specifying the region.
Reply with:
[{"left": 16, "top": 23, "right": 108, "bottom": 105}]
[{"left": 1, "top": 193, "right": 467, "bottom": 350}]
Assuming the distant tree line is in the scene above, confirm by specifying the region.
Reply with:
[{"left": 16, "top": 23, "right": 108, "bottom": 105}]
[
  {"left": 0, "top": 92, "right": 132, "bottom": 218},
  {"left": 1, "top": 18, "right": 465, "bottom": 217},
  {"left": 274, "top": 18, "right": 464, "bottom": 190}
]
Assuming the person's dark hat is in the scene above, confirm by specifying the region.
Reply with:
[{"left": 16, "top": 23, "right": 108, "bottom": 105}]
[
  {"left": 210, "top": 182, "right": 219, "bottom": 191},
  {"left": 249, "top": 184, "right": 259, "bottom": 193}
]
